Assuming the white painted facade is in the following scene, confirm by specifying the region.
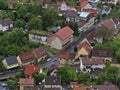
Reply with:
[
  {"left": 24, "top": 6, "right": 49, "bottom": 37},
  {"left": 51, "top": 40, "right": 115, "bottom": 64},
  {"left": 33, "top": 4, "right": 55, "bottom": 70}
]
[
  {"left": 29, "top": 34, "right": 47, "bottom": 45},
  {"left": 0, "top": 24, "right": 13, "bottom": 31},
  {"left": 50, "top": 37, "right": 62, "bottom": 49}
]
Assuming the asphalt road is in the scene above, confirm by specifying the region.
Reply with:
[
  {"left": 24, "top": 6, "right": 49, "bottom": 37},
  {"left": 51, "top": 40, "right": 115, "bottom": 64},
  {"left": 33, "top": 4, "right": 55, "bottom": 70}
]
[
  {"left": 41, "top": 57, "right": 59, "bottom": 68},
  {"left": 41, "top": 25, "right": 96, "bottom": 68}
]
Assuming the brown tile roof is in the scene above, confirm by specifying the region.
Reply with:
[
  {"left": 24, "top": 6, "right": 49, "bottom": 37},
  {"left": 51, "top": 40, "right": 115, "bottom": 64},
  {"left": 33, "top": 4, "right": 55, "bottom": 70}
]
[
  {"left": 0, "top": 18, "right": 13, "bottom": 26},
  {"left": 8, "top": 0, "right": 18, "bottom": 3},
  {"left": 92, "top": 47, "right": 113, "bottom": 58},
  {"left": 19, "top": 78, "right": 34, "bottom": 85},
  {"left": 35, "top": 0, "right": 43, "bottom": 4},
  {"left": 58, "top": 52, "right": 75, "bottom": 60},
  {"left": 24, "top": 86, "right": 39, "bottom": 90},
  {"left": 98, "top": 19, "right": 114, "bottom": 28},
  {"left": 65, "top": 11, "right": 78, "bottom": 18},
  {"left": 77, "top": 41, "right": 91, "bottom": 54},
  {"left": 19, "top": 51, "right": 35, "bottom": 63},
  {"left": 111, "top": 16, "right": 119, "bottom": 25},
  {"left": 55, "top": 26, "right": 74, "bottom": 41},
  {"left": 82, "top": 58, "right": 104, "bottom": 65},
  {"left": 74, "top": 84, "right": 117, "bottom": 90},
  {"left": 33, "top": 47, "right": 47, "bottom": 58},
  {"left": 45, "top": 76, "right": 61, "bottom": 85},
  {"left": 92, "top": 85, "right": 117, "bottom": 90},
  {"left": 86, "top": 32, "right": 95, "bottom": 44},
  {"left": 43, "top": 88, "right": 60, "bottom": 90},
  {"left": 24, "top": 64, "right": 40, "bottom": 77},
  {"left": 77, "top": 20, "right": 86, "bottom": 27},
  {"left": 44, "top": 0, "right": 51, "bottom": 4}
]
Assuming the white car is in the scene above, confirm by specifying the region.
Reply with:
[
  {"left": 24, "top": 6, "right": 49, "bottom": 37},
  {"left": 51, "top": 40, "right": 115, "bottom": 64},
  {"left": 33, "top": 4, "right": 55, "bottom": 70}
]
[
  {"left": 47, "top": 58, "right": 51, "bottom": 61},
  {"left": 2, "top": 83, "right": 7, "bottom": 87}
]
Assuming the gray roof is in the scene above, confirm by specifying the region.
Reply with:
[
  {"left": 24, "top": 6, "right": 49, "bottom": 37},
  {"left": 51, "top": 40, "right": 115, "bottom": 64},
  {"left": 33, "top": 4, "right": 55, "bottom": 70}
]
[{"left": 5, "top": 56, "right": 18, "bottom": 66}]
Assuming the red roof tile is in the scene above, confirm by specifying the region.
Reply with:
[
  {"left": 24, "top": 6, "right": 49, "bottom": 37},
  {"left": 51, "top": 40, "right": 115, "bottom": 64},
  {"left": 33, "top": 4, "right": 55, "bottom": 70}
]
[
  {"left": 55, "top": 26, "right": 74, "bottom": 40},
  {"left": 74, "top": 87, "right": 90, "bottom": 90},
  {"left": 24, "top": 64, "right": 40, "bottom": 77},
  {"left": 57, "top": 1, "right": 67, "bottom": 7},
  {"left": 59, "top": 52, "right": 75, "bottom": 60},
  {"left": 19, "top": 78, "right": 34, "bottom": 85},
  {"left": 80, "top": 0, "right": 89, "bottom": 9},
  {"left": 70, "top": 82, "right": 78, "bottom": 86},
  {"left": 77, "top": 41, "right": 91, "bottom": 54},
  {"left": 83, "top": 9, "right": 98, "bottom": 16}
]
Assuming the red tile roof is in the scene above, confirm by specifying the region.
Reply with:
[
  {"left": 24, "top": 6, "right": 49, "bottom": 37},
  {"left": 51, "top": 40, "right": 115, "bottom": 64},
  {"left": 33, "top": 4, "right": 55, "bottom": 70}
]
[
  {"left": 19, "top": 51, "right": 35, "bottom": 63},
  {"left": 74, "top": 87, "right": 90, "bottom": 90},
  {"left": 33, "top": 47, "right": 47, "bottom": 58},
  {"left": 70, "top": 82, "right": 78, "bottom": 86},
  {"left": 77, "top": 41, "right": 91, "bottom": 54},
  {"left": 59, "top": 52, "right": 75, "bottom": 60},
  {"left": 83, "top": 9, "right": 98, "bottom": 16},
  {"left": 19, "top": 78, "right": 34, "bottom": 85},
  {"left": 55, "top": 26, "right": 74, "bottom": 41},
  {"left": 80, "top": 0, "right": 89, "bottom": 9},
  {"left": 57, "top": 1, "right": 67, "bottom": 7},
  {"left": 24, "top": 64, "right": 40, "bottom": 77}
]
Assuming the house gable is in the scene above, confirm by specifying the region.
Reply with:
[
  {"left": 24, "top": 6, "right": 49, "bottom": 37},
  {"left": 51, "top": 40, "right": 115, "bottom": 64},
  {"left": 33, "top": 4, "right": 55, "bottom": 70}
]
[
  {"left": 76, "top": 47, "right": 89, "bottom": 58},
  {"left": 51, "top": 37, "right": 62, "bottom": 49}
]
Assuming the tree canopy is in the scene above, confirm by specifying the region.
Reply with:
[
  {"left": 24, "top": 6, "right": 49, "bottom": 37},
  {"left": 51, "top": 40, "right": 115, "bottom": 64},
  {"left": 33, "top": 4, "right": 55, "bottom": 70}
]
[{"left": 57, "top": 65, "right": 78, "bottom": 83}]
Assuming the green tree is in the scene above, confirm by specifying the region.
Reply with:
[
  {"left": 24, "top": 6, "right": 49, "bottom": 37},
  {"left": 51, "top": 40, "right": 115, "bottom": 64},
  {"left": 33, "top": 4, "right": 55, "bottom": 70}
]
[
  {"left": 0, "top": 59, "right": 6, "bottom": 72},
  {"left": 42, "top": 8, "right": 58, "bottom": 30},
  {"left": 28, "top": 17, "right": 42, "bottom": 30},
  {"left": 0, "top": 0, "right": 8, "bottom": 10},
  {"left": 32, "top": 73, "right": 45, "bottom": 85},
  {"left": 2, "top": 11, "right": 14, "bottom": 20},
  {"left": 57, "top": 66, "right": 78, "bottom": 83},
  {"left": 78, "top": 73, "right": 90, "bottom": 82},
  {"left": 29, "top": 4, "right": 42, "bottom": 15},
  {"left": 7, "top": 79, "right": 17, "bottom": 90},
  {"left": 26, "top": 13, "right": 35, "bottom": 20},
  {"left": 17, "top": 6, "right": 27, "bottom": 18},
  {"left": 15, "top": 19, "right": 25, "bottom": 28},
  {"left": 96, "top": 66, "right": 119, "bottom": 84},
  {"left": 96, "top": 26, "right": 111, "bottom": 40}
]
